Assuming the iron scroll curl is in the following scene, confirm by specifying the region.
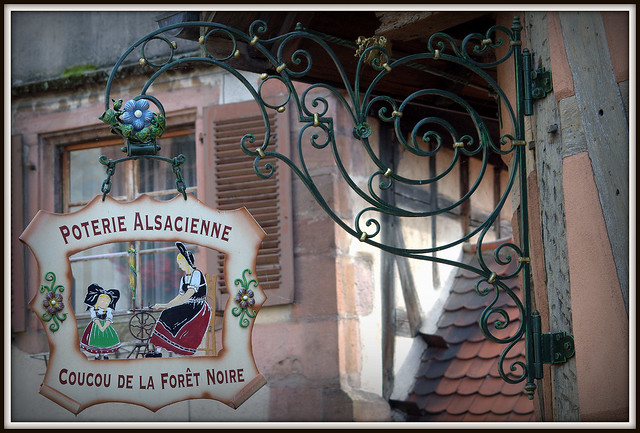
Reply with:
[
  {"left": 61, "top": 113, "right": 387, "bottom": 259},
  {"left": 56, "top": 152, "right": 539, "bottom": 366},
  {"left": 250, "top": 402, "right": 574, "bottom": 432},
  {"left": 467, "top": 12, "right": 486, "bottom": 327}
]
[{"left": 100, "top": 16, "right": 540, "bottom": 397}]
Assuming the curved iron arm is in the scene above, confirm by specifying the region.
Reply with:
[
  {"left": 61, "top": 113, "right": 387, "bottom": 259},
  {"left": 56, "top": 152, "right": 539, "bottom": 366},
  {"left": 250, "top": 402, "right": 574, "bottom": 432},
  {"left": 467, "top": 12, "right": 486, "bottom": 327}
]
[{"left": 99, "top": 15, "right": 553, "bottom": 399}]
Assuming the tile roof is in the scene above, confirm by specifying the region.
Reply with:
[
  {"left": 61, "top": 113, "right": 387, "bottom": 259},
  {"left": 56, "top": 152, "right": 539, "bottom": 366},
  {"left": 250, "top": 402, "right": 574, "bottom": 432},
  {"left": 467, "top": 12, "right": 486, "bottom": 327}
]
[{"left": 404, "top": 250, "right": 536, "bottom": 422}]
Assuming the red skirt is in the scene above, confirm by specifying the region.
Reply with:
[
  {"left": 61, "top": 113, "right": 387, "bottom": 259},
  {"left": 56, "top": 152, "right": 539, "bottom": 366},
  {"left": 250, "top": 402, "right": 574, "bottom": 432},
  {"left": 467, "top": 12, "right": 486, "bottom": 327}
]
[{"left": 150, "top": 302, "right": 211, "bottom": 356}]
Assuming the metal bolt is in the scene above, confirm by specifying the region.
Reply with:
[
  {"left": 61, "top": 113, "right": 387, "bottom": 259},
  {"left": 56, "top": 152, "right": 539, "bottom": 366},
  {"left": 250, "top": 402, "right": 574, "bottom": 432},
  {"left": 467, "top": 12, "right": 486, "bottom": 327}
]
[{"left": 548, "top": 124, "right": 558, "bottom": 134}]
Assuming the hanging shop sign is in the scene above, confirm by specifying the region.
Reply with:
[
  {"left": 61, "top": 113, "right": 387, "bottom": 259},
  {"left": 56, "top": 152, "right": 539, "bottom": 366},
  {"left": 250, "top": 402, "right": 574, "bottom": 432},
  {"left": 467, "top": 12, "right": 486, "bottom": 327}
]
[{"left": 19, "top": 194, "right": 267, "bottom": 414}]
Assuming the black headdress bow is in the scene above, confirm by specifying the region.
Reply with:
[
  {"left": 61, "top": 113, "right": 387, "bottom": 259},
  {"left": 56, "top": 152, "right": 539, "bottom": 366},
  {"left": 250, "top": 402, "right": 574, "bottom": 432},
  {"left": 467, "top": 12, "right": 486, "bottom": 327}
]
[
  {"left": 176, "top": 242, "right": 196, "bottom": 268},
  {"left": 84, "top": 283, "right": 120, "bottom": 310}
]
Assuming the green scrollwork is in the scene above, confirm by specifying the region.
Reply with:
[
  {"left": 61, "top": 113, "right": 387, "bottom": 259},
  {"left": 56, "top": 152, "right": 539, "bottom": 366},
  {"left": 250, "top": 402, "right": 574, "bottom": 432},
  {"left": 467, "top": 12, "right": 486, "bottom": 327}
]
[
  {"left": 39, "top": 271, "right": 67, "bottom": 332},
  {"left": 352, "top": 121, "right": 372, "bottom": 139},
  {"left": 231, "top": 268, "right": 258, "bottom": 328}
]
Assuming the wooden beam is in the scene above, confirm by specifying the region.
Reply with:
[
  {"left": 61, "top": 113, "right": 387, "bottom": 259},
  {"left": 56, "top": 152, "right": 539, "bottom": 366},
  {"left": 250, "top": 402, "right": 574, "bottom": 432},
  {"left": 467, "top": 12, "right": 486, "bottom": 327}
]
[
  {"left": 375, "top": 11, "right": 488, "bottom": 41},
  {"left": 379, "top": 126, "right": 396, "bottom": 400},
  {"left": 393, "top": 229, "right": 423, "bottom": 337}
]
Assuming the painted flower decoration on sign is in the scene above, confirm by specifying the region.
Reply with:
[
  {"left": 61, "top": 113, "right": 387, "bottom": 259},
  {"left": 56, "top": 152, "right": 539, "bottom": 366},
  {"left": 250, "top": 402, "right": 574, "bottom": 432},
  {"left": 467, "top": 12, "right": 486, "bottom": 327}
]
[
  {"left": 43, "top": 292, "right": 64, "bottom": 315},
  {"left": 235, "top": 287, "right": 255, "bottom": 309},
  {"left": 121, "top": 99, "right": 154, "bottom": 132},
  {"left": 232, "top": 269, "right": 258, "bottom": 327},
  {"left": 98, "top": 97, "right": 166, "bottom": 145},
  {"left": 40, "top": 271, "right": 68, "bottom": 332}
]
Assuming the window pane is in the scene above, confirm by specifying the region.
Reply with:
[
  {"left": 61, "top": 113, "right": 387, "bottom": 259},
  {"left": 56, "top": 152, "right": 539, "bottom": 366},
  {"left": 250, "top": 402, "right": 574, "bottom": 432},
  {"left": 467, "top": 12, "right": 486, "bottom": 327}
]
[
  {"left": 70, "top": 242, "right": 132, "bottom": 315},
  {"left": 139, "top": 134, "right": 196, "bottom": 194},
  {"left": 137, "top": 241, "right": 182, "bottom": 307},
  {"left": 69, "top": 146, "right": 125, "bottom": 202}
]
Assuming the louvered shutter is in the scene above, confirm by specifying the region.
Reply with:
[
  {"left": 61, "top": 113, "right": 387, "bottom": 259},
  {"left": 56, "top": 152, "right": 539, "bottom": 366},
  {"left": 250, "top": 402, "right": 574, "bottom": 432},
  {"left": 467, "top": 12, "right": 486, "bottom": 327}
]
[{"left": 206, "top": 101, "right": 294, "bottom": 307}]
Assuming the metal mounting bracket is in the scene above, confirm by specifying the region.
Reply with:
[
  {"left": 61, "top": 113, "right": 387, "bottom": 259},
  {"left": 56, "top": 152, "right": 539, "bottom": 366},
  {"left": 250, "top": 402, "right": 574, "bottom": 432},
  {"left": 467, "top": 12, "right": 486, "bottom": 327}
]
[
  {"left": 522, "top": 48, "right": 553, "bottom": 115},
  {"left": 531, "top": 310, "right": 575, "bottom": 386},
  {"left": 540, "top": 331, "right": 575, "bottom": 364},
  {"left": 530, "top": 67, "right": 553, "bottom": 100}
]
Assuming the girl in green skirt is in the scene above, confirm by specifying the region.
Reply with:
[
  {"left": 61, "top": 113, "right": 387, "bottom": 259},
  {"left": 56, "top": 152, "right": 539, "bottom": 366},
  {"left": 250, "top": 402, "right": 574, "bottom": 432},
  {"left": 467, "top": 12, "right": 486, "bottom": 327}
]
[{"left": 80, "top": 284, "right": 121, "bottom": 360}]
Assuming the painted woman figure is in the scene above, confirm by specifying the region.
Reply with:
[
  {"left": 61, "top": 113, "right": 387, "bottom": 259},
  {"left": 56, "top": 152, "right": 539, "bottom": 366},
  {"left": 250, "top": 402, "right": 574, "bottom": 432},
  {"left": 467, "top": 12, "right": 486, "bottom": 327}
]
[
  {"left": 80, "top": 284, "right": 121, "bottom": 360},
  {"left": 149, "top": 242, "right": 211, "bottom": 356}
]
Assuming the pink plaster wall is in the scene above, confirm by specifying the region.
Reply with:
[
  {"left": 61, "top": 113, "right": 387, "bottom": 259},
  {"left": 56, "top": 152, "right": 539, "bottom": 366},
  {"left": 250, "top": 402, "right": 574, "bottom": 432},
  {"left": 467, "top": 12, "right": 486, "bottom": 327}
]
[
  {"left": 601, "top": 12, "right": 630, "bottom": 83},
  {"left": 562, "top": 152, "right": 629, "bottom": 421},
  {"left": 548, "top": 12, "right": 575, "bottom": 102}
]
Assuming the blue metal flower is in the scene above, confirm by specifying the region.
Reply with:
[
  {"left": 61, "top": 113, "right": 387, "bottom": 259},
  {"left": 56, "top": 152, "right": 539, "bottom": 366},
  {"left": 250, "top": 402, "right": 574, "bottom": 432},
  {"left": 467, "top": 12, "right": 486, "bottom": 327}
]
[{"left": 121, "top": 99, "right": 154, "bottom": 132}]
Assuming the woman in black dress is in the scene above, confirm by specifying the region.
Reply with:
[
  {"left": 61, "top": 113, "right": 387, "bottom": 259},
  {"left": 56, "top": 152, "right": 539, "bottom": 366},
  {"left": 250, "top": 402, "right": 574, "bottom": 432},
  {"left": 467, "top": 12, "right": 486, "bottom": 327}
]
[{"left": 149, "top": 242, "right": 211, "bottom": 356}]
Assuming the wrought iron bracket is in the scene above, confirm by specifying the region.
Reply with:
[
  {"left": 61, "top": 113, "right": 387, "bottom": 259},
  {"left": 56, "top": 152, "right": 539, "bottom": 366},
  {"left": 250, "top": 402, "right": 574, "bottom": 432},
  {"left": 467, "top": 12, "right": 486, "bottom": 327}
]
[
  {"left": 522, "top": 48, "right": 553, "bottom": 115},
  {"left": 97, "top": 15, "right": 571, "bottom": 400}
]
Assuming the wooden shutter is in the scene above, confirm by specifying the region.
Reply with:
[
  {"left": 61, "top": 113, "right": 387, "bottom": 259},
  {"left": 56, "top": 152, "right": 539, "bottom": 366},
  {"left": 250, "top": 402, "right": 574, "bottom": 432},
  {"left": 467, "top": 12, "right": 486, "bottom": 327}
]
[{"left": 206, "top": 101, "right": 294, "bottom": 307}]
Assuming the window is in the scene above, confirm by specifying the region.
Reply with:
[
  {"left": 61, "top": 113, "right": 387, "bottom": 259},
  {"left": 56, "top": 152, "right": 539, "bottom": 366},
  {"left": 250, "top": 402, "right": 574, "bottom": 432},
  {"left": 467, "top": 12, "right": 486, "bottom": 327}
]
[
  {"left": 59, "top": 101, "right": 294, "bottom": 317},
  {"left": 62, "top": 128, "right": 197, "bottom": 315},
  {"left": 206, "top": 100, "right": 294, "bottom": 306}
]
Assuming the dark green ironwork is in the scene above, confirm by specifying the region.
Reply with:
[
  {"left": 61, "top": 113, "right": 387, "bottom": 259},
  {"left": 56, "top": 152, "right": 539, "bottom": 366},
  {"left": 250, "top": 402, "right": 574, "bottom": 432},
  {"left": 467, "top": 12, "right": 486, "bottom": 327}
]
[
  {"left": 522, "top": 48, "right": 553, "bottom": 115},
  {"left": 99, "top": 153, "right": 187, "bottom": 200},
  {"left": 99, "top": 15, "right": 570, "bottom": 399}
]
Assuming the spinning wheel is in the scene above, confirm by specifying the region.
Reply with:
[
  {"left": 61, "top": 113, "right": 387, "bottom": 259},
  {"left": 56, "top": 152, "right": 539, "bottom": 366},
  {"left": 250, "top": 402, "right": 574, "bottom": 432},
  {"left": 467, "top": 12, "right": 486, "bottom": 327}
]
[
  {"left": 129, "top": 311, "right": 156, "bottom": 340},
  {"left": 127, "top": 310, "right": 157, "bottom": 358}
]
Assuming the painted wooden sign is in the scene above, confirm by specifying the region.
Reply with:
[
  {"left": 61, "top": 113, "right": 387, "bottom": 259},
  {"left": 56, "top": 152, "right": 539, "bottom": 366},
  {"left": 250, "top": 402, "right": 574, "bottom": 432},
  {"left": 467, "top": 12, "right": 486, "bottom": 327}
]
[{"left": 19, "top": 194, "right": 267, "bottom": 414}]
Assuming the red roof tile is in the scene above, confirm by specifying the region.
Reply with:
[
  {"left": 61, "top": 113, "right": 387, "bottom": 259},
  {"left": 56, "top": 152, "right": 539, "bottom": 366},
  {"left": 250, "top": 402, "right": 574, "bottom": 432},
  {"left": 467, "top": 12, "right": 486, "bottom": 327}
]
[
  {"left": 455, "top": 340, "right": 483, "bottom": 360},
  {"left": 435, "top": 377, "right": 461, "bottom": 396},
  {"left": 456, "top": 377, "right": 484, "bottom": 396},
  {"left": 423, "top": 393, "right": 456, "bottom": 413},
  {"left": 460, "top": 412, "right": 492, "bottom": 422},
  {"left": 477, "top": 376, "right": 506, "bottom": 396},
  {"left": 430, "top": 342, "right": 462, "bottom": 362},
  {"left": 448, "top": 394, "right": 477, "bottom": 415},
  {"left": 502, "top": 380, "right": 528, "bottom": 397},
  {"left": 403, "top": 250, "right": 535, "bottom": 422},
  {"left": 465, "top": 357, "right": 498, "bottom": 379},
  {"left": 444, "top": 357, "right": 473, "bottom": 379}
]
